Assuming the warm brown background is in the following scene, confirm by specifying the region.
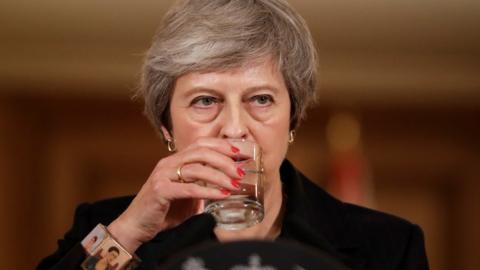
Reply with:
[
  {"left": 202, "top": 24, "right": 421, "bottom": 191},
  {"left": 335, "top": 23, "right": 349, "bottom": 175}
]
[{"left": 1, "top": 1, "right": 479, "bottom": 269}]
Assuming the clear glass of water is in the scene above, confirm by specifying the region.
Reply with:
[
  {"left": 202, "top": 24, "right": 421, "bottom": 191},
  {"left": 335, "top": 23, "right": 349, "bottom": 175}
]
[{"left": 204, "top": 139, "right": 264, "bottom": 230}]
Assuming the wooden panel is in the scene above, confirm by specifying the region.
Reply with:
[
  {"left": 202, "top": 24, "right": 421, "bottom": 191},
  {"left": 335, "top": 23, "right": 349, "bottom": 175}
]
[{"left": 0, "top": 97, "right": 47, "bottom": 269}]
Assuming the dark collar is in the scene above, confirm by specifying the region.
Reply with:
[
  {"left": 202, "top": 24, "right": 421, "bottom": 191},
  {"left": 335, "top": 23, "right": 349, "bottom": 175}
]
[{"left": 279, "top": 160, "right": 367, "bottom": 270}]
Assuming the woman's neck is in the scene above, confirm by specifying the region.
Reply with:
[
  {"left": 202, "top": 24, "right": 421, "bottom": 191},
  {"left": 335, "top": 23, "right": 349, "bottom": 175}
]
[{"left": 214, "top": 173, "right": 284, "bottom": 242}]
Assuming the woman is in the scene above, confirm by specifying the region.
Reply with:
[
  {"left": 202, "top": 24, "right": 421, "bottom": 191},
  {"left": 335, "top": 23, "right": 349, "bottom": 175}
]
[{"left": 38, "top": 0, "right": 429, "bottom": 269}]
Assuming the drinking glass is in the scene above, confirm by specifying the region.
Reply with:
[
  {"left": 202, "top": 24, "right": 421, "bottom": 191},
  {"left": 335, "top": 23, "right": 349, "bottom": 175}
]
[{"left": 204, "top": 139, "right": 264, "bottom": 230}]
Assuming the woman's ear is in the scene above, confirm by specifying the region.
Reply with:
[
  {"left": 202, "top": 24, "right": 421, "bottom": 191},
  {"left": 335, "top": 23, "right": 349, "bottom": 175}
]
[
  {"left": 161, "top": 126, "right": 177, "bottom": 152},
  {"left": 160, "top": 126, "right": 172, "bottom": 142}
]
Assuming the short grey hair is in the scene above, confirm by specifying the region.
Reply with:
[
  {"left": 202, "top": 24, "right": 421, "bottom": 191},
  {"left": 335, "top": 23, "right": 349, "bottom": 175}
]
[{"left": 138, "top": 0, "right": 318, "bottom": 134}]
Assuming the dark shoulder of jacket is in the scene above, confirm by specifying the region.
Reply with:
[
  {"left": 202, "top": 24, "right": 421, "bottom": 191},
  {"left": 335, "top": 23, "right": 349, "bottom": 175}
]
[
  {"left": 282, "top": 161, "right": 428, "bottom": 269},
  {"left": 342, "top": 202, "right": 428, "bottom": 269},
  {"left": 342, "top": 202, "right": 419, "bottom": 239},
  {"left": 36, "top": 195, "right": 135, "bottom": 270}
]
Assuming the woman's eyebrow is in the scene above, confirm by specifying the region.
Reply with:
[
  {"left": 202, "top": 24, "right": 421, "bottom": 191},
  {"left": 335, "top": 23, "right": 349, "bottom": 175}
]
[
  {"left": 182, "top": 87, "right": 220, "bottom": 98},
  {"left": 244, "top": 85, "right": 280, "bottom": 95},
  {"left": 181, "top": 85, "right": 280, "bottom": 98}
]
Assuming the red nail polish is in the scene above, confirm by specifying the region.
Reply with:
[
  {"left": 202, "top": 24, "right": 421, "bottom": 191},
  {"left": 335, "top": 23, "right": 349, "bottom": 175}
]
[
  {"left": 237, "top": 167, "right": 245, "bottom": 177},
  {"left": 231, "top": 146, "right": 240, "bottom": 153},
  {"left": 231, "top": 179, "right": 240, "bottom": 188},
  {"left": 220, "top": 188, "right": 231, "bottom": 195}
]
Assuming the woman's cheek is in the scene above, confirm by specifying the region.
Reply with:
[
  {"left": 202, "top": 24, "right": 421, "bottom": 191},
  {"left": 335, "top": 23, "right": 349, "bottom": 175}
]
[
  {"left": 173, "top": 107, "right": 220, "bottom": 149},
  {"left": 256, "top": 125, "right": 290, "bottom": 175}
]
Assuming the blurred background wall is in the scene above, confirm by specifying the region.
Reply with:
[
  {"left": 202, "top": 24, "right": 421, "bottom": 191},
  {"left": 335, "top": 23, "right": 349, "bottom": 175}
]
[{"left": 1, "top": 0, "right": 479, "bottom": 269}]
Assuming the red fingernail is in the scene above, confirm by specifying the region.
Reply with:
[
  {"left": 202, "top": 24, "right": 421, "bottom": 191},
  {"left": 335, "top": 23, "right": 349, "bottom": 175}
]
[
  {"left": 231, "top": 146, "right": 240, "bottom": 153},
  {"left": 237, "top": 167, "right": 245, "bottom": 177},
  {"left": 231, "top": 179, "right": 240, "bottom": 188},
  {"left": 220, "top": 188, "right": 231, "bottom": 195}
]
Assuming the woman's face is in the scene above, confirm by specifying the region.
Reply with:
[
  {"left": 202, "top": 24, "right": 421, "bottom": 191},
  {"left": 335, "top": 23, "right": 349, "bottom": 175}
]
[{"left": 167, "top": 58, "right": 291, "bottom": 181}]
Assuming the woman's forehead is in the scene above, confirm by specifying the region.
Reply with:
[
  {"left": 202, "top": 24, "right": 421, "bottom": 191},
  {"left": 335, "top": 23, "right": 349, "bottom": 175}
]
[
  {"left": 174, "top": 60, "right": 286, "bottom": 94},
  {"left": 181, "top": 57, "right": 281, "bottom": 80},
  {"left": 187, "top": 55, "right": 280, "bottom": 76}
]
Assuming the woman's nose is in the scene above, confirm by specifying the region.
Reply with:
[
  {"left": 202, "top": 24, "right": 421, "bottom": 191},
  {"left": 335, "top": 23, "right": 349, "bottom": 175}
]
[{"left": 219, "top": 105, "right": 249, "bottom": 139}]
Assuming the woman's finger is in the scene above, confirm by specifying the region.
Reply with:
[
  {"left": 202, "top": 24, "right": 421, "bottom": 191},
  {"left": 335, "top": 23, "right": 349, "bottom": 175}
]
[
  {"left": 177, "top": 146, "right": 244, "bottom": 180},
  {"left": 179, "top": 163, "right": 240, "bottom": 190},
  {"left": 169, "top": 182, "right": 232, "bottom": 200},
  {"left": 185, "top": 137, "right": 241, "bottom": 158}
]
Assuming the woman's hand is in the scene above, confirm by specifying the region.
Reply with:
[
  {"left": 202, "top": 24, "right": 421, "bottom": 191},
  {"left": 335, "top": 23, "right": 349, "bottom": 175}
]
[{"left": 107, "top": 137, "right": 243, "bottom": 253}]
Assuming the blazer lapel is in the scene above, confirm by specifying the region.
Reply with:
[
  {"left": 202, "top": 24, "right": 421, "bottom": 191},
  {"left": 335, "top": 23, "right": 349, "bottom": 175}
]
[{"left": 280, "top": 160, "right": 368, "bottom": 270}]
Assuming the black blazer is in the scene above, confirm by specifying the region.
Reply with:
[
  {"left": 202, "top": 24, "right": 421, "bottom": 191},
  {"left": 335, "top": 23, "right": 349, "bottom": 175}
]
[{"left": 38, "top": 160, "right": 429, "bottom": 270}]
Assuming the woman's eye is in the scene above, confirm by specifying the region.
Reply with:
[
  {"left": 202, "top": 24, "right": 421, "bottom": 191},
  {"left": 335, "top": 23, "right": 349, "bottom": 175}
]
[
  {"left": 250, "top": 95, "right": 274, "bottom": 106},
  {"left": 191, "top": 96, "right": 218, "bottom": 107}
]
